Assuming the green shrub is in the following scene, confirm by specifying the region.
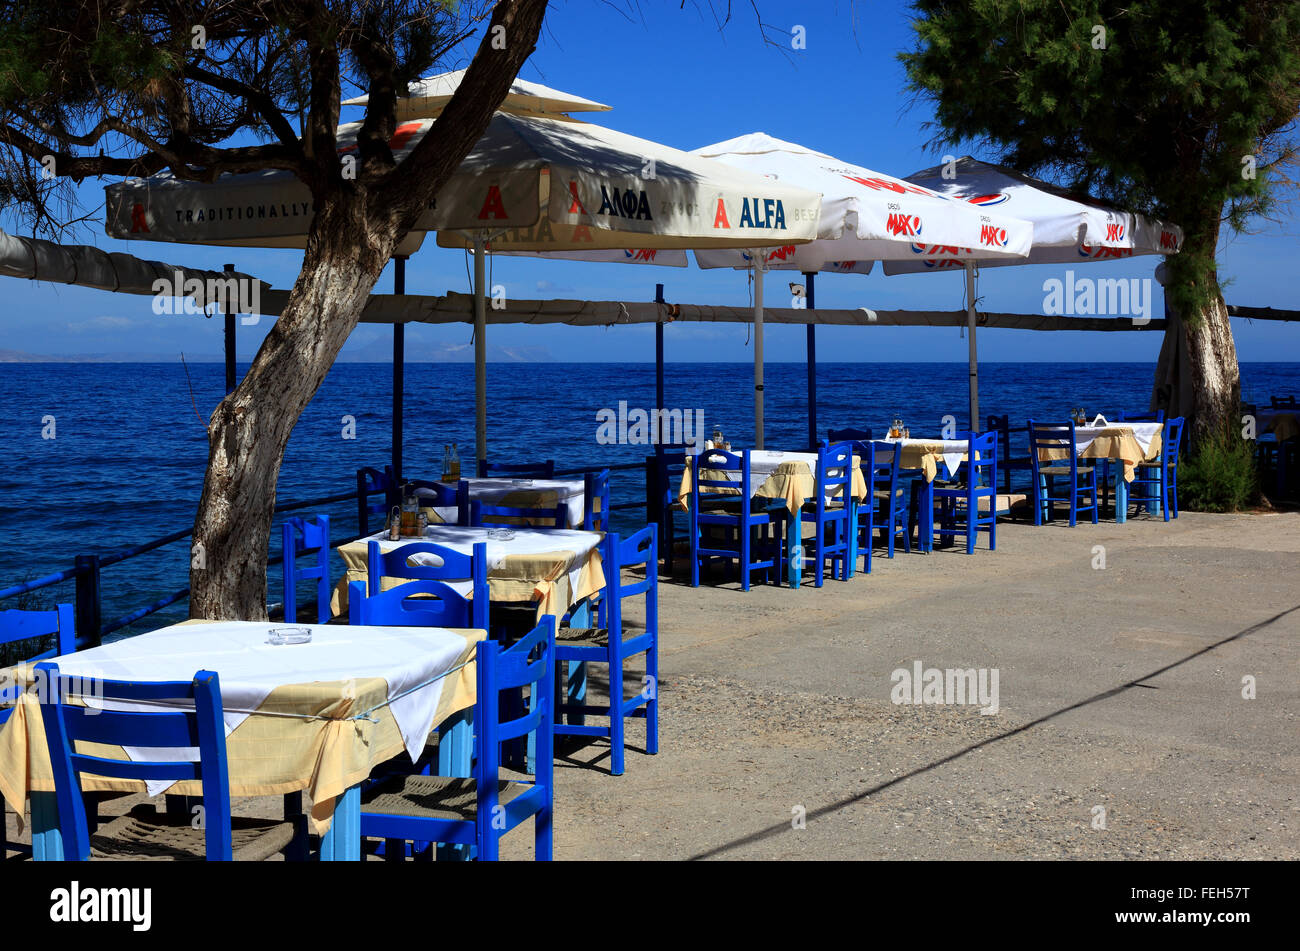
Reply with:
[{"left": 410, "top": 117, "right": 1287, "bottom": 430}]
[{"left": 1179, "top": 435, "right": 1259, "bottom": 512}]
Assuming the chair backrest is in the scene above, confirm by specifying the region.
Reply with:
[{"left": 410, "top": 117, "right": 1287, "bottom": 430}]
[
  {"left": 869, "top": 440, "right": 900, "bottom": 495},
  {"left": 1116, "top": 410, "right": 1166, "bottom": 423},
  {"left": 0, "top": 604, "right": 75, "bottom": 661},
  {"left": 691, "top": 448, "right": 750, "bottom": 513},
  {"left": 404, "top": 479, "right": 463, "bottom": 509},
  {"left": 348, "top": 578, "right": 476, "bottom": 628},
  {"left": 357, "top": 467, "right": 397, "bottom": 535},
  {"left": 467, "top": 499, "right": 566, "bottom": 529},
  {"left": 35, "top": 662, "right": 234, "bottom": 860},
  {"left": 1270, "top": 395, "right": 1297, "bottom": 409},
  {"left": 282, "top": 514, "right": 330, "bottom": 624},
  {"left": 1027, "top": 419, "right": 1078, "bottom": 477},
  {"left": 477, "top": 459, "right": 556, "bottom": 479},
  {"left": 366, "top": 541, "right": 488, "bottom": 629},
  {"left": 597, "top": 525, "right": 658, "bottom": 637},
  {"left": 474, "top": 617, "right": 554, "bottom": 850},
  {"left": 583, "top": 469, "right": 611, "bottom": 532},
  {"left": 814, "top": 442, "right": 854, "bottom": 511},
  {"left": 985, "top": 414, "right": 1012, "bottom": 492},
  {"left": 966, "top": 430, "right": 998, "bottom": 490},
  {"left": 1163, "top": 417, "right": 1185, "bottom": 464}
]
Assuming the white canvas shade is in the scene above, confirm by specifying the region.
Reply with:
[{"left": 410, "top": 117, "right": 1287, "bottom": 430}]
[{"left": 886, "top": 156, "right": 1184, "bottom": 428}]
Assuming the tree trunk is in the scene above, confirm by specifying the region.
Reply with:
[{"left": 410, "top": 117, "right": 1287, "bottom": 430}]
[
  {"left": 1152, "top": 214, "right": 1240, "bottom": 448},
  {"left": 189, "top": 195, "right": 397, "bottom": 620}
]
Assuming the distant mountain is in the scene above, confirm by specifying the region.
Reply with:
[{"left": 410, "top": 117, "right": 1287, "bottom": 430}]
[{"left": 0, "top": 348, "right": 223, "bottom": 363}]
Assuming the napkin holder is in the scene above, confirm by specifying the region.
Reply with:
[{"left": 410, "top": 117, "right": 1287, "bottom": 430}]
[{"left": 1091, "top": 414, "right": 1109, "bottom": 427}]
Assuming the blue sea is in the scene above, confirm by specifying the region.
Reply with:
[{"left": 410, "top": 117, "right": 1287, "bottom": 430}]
[{"left": 2, "top": 360, "right": 1296, "bottom": 639}]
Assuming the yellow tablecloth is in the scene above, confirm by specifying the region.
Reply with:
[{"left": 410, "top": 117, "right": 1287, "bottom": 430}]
[
  {"left": 0, "top": 626, "right": 483, "bottom": 835},
  {"left": 1262, "top": 412, "right": 1299, "bottom": 442},
  {"left": 331, "top": 531, "right": 605, "bottom": 623},
  {"left": 1037, "top": 425, "right": 1164, "bottom": 482},
  {"left": 677, "top": 454, "right": 868, "bottom": 513}
]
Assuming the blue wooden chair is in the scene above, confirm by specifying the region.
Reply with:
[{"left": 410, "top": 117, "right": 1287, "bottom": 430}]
[
  {"left": 477, "top": 459, "right": 555, "bottom": 479},
  {"left": 34, "top": 662, "right": 297, "bottom": 861},
  {"left": 985, "top": 414, "right": 1033, "bottom": 495},
  {"left": 1269, "top": 395, "right": 1296, "bottom": 409},
  {"left": 1126, "top": 416, "right": 1184, "bottom": 521},
  {"left": 583, "top": 469, "right": 611, "bottom": 531},
  {"left": 1028, "top": 420, "right": 1099, "bottom": 526},
  {"left": 689, "top": 449, "right": 783, "bottom": 591},
  {"left": 870, "top": 440, "right": 911, "bottom": 557},
  {"left": 464, "top": 498, "right": 567, "bottom": 529},
  {"left": 358, "top": 617, "right": 555, "bottom": 861},
  {"left": 2, "top": 605, "right": 75, "bottom": 859},
  {"left": 798, "top": 441, "right": 854, "bottom": 585},
  {"left": 282, "top": 514, "right": 331, "bottom": 624},
  {"left": 405, "top": 479, "right": 465, "bottom": 511},
  {"left": 836, "top": 440, "right": 876, "bottom": 574},
  {"left": 349, "top": 578, "right": 476, "bottom": 628},
  {"left": 366, "top": 540, "right": 489, "bottom": 630},
  {"left": 555, "top": 526, "right": 658, "bottom": 776},
  {"left": 652, "top": 443, "right": 691, "bottom": 575},
  {"left": 932, "top": 431, "right": 998, "bottom": 553},
  {"left": 357, "top": 466, "right": 397, "bottom": 535}
]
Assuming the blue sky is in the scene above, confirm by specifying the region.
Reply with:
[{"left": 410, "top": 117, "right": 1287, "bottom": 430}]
[{"left": 2, "top": 0, "right": 1296, "bottom": 362}]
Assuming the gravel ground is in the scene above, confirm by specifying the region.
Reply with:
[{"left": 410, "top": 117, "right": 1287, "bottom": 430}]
[{"left": 7, "top": 510, "right": 1298, "bottom": 861}]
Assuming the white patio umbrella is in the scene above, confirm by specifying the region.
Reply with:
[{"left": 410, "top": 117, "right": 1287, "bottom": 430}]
[
  {"left": 105, "top": 111, "right": 821, "bottom": 464},
  {"left": 689, "top": 133, "right": 1036, "bottom": 446},
  {"left": 884, "top": 156, "right": 1184, "bottom": 425}
]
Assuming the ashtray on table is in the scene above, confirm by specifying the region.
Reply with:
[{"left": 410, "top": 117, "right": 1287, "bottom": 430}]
[{"left": 267, "top": 626, "right": 312, "bottom": 645}]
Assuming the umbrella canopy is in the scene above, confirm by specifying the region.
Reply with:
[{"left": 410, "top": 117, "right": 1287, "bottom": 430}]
[
  {"left": 342, "top": 68, "right": 612, "bottom": 120},
  {"left": 691, "top": 133, "right": 1035, "bottom": 273},
  {"left": 883, "top": 156, "right": 1184, "bottom": 429},
  {"left": 883, "top": 156, "right": 1183, "bottom": 273},
  {"left": 104, "top": 110, "right": 821, "bottom": 463},
  {"left": 107, "top": 114, "right": 820, "bottom": 254}
]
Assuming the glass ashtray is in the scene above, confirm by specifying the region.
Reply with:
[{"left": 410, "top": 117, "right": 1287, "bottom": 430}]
[
  {"left": 486, "top": 527, "right": 517, "bottom": 540},
  {"left": 509, "top": 478, "right": 535, "bottom": 486},
  {"left": 267, "top": 626, "right": 312, "bottom": 646}
]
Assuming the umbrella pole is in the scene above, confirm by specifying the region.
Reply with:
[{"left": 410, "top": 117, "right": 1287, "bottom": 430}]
[
  {"left": 966, "top": 261, "right": 979, "bottom": 431},
  {"left": 474, "top": 235, "right": 487, "bottom": 469},
  {"left": 753, "top": 258, "right": 765, "bottom": 450}
]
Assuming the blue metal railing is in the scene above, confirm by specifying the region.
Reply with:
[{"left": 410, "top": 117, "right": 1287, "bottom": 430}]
[{"left": 0, "top": 455, "right": 672, "bottom": 648}]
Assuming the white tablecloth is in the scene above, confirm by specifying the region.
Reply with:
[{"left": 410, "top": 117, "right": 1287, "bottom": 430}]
[
  {"left": 1071, "top": 421, "right": 1162, "bottom": 455},
  {"left": 415, "top": 477, "right": 585, "bottom": 528},
  {"left": 29, "top": 620, "right": 474, "bottom": 795}
]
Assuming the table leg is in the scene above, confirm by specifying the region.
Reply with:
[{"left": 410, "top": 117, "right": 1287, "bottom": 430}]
[
  {"left": 437, "top": 706, "right": 474, "bottom": 862},
  {"left": 1116, "top": 475, "right": 1128, "bottom": 524},
  {"left": 922, "top": 479, "right": 935, "bottom": 553},
  {"left": 566, "top": 600, "right": 590, "bottom": 730},
  {"left": 787, "top": 513, "right": 802, "bottom": 588},
  {"left": 30, "top": 791, "right": 63, "bottom": 861},
  {"left": 319, "top": 784, "right": 360, "bottom": 861}
]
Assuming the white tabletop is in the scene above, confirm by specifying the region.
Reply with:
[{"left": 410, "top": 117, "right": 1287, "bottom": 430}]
[
  {"left": 414, "top": 476, "right": 585, "bottom": 528},
  {"left": 38, "top": 620, "right": 476, "bottom": 794},
  {"left": 1072, "top": 421, "right": 1161, "bottom": 454},
  {"left": 876, "top": 437, "right": 971, "bottom": 477},
  {"left": 694, "top": 448, "right": 853, "bottom": 499}
]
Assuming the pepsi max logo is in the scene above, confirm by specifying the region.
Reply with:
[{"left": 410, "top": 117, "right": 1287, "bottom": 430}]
[
  {"left": 979, "top": 224, "right": 1009, "bottom": 247},
  {"left": 624, "top": 249, "right": 658, "bottom": 261},
  {"left": 968, "top": 193, "right": 1009, "bottom": 206},
  {"left": 1105, "top": 222, "right": 1126, "bottom": 242},
  {"left": 1159, "top": 230, "right": 1179, "bottom": 250},
  {"left": 887, "top": 213, "right": 922, "bottom": 237},
  {"left": 1079, "top": 243, "right": 1134, "bottom": 260}
]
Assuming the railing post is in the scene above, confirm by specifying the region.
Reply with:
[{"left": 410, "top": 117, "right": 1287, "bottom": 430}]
[
  {"left": 644, "top": 454, "right": 657, "bottom": 533},
  {"left": 74, "top": 554, "right": 102, "bottom": 649}
]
